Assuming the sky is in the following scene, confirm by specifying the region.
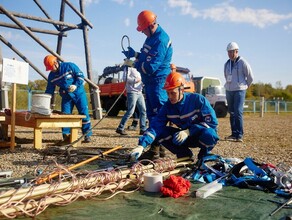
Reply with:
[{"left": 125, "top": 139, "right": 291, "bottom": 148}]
[{"left": 1, "top": 0, "right": 292, "bottom": 88}]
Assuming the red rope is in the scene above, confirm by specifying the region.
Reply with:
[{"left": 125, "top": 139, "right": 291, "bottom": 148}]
[{"left": 160, "top": 175, "right": 191, "bottom": 198}]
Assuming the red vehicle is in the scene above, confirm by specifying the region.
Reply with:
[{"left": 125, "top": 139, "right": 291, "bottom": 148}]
[
  {"left": 97, "top": 65, "right": 127, "bottom": 116},
  {"left": 98, "top": 64, "right": 195, "bottom": 116}
]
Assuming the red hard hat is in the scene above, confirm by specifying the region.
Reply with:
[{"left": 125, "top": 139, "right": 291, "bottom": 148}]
[
  {"left": 44, "top": 55, "right": 57, "bottom": 71},
  {"left": 163, "top": 72, "right": 185, "bottom": 91},
  {"left": 137, "top": 10, "right": 157, "bottom": 32}
]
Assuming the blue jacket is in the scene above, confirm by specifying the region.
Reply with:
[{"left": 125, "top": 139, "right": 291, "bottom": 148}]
[
  {"left": 138, "top": 92, "right": 218, "bottom": 147},
  {"left": 45, "top": 62, "right": 86, "bottom": 97},
  {"left": 135, "top": 25, "right": 173, "bottom": 84}
]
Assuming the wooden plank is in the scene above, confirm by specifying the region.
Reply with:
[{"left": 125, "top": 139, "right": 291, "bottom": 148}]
[
  {"left": 0, "top": 142, "right": 16, "bottom": 148},
  {"left": 0, "top": 142, "right": 10, "bottom": 147},
  {"left": 34, "top": 114, "right": 85, "bottom": 119},
  {"left": 0, "top": 112, "right": 85, "bottom": 128},
  {"left": 1, "top": 113, "right": 35, "bottom": 128},
  {"left": 36, "top": 119, "right": 82, "bottom": 128}
]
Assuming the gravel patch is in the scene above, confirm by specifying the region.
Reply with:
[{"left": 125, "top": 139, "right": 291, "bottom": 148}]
[{"left": 0, "top": 113, "right": 291, "bottom": 179}]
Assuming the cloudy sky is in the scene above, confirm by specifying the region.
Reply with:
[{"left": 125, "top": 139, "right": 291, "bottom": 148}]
[{"left": 1, "top": 0, "right": 292, "bottom": 88}]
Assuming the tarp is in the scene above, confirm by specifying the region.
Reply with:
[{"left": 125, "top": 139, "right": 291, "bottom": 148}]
[{"left": 20, "top": 184, "right": 291, "bottom": 220}]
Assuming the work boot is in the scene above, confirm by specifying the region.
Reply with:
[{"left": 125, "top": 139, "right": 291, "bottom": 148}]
[
  {"left": 116, "top": 128, "right": 127, "bottom": 135},
  {"left": 128, "top": 125, "right": 138, "bottom": 131},
  {"left": 83, "top": 136, "right": 91, "bottom": 143},
  {"left": 139, "top": 145, "right": 160, "bottom": 160},
  {"left": 236, "top": 137, "right": 243, "bottom": 142},
  {"left": 224, "top": 135, "right": 236, "bottom": 141},
  {"left": 128, "top": 120, "right": 138, "bottom": 131},
  {"left": 56, "top": 134, "right": 71, "bottom": 146}
]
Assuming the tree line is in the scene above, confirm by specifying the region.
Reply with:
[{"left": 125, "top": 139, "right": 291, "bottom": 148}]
[{"left": 246, "top": 82, "right": 292, "bottom": 101}]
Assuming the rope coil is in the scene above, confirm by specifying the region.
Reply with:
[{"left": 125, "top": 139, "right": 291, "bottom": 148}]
[{"left": 0, "top": 157, "right": 192, "bottom": 218}]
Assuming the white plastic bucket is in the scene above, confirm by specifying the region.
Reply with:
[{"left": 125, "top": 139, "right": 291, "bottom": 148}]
[{"left": 31, "top": 93, "right": 52, "bottom": 115}]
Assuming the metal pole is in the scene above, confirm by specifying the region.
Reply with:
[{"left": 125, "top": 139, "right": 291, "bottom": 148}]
[
  {"left": 260, "top": 97, "right": 264, "bottom": 117},
  {"left": 28, "top": 90, "right": 32, "bottom": 111},
  {"left": 0, "top": 45, "right": 9, "bottom": 109}
]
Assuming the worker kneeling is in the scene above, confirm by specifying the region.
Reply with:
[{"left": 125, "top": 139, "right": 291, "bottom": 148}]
[{"left": 129, "top": 71, "right": 219, "bottom": 162}]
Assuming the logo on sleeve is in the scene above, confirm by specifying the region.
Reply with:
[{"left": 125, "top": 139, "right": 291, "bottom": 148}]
[
  {"left": 205, "top": 115, "right": 211, "bottom": 123},
  {"left": 191, "top": 115, "right": 198, "bottom": 121}
]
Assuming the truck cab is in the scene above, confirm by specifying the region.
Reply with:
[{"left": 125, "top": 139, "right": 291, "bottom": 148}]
[
  {"left": 97, "top": 65, "right": 127, "bottom": 116},
  {"left": 193, "top": 76, "right": 228, "bottom": 118}
]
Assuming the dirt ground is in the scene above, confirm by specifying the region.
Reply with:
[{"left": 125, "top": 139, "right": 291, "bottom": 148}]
[{"left": 0, "top": 113, "right": 291, "bottom": 179}]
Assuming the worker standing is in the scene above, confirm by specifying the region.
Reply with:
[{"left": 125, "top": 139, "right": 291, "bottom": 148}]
[
  {"left": 116, "top": 65, "right": 147, "bottom": 136},
  {"left": 129, "top": 71, "right": 219, "bottom": 162},
  {"left": 43, "top": 55, "right": 92, "bottom": 144},
  {"left": 224, "top": 42, "right": 254, "bottom": 142},
  {"left": 122, "top": 10, "right": 173, "bottom": 159}
]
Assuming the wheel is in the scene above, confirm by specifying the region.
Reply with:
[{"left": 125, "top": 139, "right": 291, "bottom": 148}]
[
  {"left": 214, "top": 103, "right": 228, "bottom": 118},
  {"left": 105, "top": 98, "right": 120, "bottom": 116}
]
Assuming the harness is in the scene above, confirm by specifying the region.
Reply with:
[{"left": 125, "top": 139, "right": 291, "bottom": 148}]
[
  {"left": 189, "top": 154, "right": 292, "bottom": 197},
  {"left": 191, "top": 154, "right": 234, "bottom": 184},
  {"left": 225, "top": 158, "right": 278, "bottom": 193}
]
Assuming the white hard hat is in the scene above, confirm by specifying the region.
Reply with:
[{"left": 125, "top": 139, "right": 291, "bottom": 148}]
[{"left": 226, "top": 42, "right": 239, "bottom": 51}]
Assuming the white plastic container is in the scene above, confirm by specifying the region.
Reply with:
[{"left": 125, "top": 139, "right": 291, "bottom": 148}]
[
  {"left": 195, "top": 181, "right": 223, "bottom": 198},
  {"left": 31, "top": 93, "right": 52, "bottom": 115}
]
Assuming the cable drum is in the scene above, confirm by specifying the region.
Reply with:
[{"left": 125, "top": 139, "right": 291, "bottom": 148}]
[{"left": 31, "top": 93, "right": 52, "bottom": 115}]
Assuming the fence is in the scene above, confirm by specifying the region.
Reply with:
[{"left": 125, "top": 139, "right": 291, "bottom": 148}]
[
  {"left": 3, "top": 89, "right": 292, "bottom": 114},
  {"left": 244, "top": 99, "right": 292, "bottom": 114}
]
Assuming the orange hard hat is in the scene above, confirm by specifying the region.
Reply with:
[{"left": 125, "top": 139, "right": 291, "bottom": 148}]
[
  {"left": 163, "top": 72, "right": 185, "bottom": 91},
  {"left": 44, "top": 55, "right": 57, "bottom": 71},
  {"left": 137, "top": 10, "right": 157, "bottom": 32}
]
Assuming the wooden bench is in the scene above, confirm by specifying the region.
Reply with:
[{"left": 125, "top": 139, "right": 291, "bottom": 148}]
[{"left": 0, "top": 111, "right": 85, "bottom": 149}]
